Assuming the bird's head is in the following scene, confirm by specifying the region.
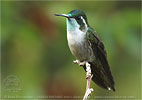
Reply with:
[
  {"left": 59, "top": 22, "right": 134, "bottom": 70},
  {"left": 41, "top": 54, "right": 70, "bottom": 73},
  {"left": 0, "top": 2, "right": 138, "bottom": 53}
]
[{"left": 55, "top": 9, "right": 88, "bottom": 31}]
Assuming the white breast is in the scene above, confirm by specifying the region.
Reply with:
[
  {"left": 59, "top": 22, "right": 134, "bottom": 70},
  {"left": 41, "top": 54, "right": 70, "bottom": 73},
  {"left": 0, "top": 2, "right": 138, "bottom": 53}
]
[
  {"left": 67, "top": 29, "right": 87, "bottom": 60},
  {"left": 67, "top": 29, "right": 85, "bottom": 45}
]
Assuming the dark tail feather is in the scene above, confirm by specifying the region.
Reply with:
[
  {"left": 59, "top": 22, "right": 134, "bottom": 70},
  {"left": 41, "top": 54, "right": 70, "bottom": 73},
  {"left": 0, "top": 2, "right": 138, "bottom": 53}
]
[{"left": 83, "top": 62, "right": 115, "bottom": 91}]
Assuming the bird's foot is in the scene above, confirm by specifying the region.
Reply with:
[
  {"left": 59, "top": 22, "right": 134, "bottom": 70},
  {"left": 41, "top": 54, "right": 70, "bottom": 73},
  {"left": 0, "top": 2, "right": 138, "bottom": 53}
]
[
  {"left": 83, "top": 88, "right": 94, "bottom": 100},
  {"left": 73, "top": 60, "right": 86, "bottom": 66},
  {"left": 73, "top": 60, "right": 79, "bottom": 64}
]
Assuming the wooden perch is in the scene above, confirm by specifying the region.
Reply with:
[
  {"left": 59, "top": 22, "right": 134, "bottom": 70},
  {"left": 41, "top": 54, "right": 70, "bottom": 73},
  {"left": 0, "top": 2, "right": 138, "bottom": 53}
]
[
  {"left": 83, "top": 62, "right": 94, "bottom": 100},
  {"left": 73, "top": 60, "right": 94, "bottom": 100}
]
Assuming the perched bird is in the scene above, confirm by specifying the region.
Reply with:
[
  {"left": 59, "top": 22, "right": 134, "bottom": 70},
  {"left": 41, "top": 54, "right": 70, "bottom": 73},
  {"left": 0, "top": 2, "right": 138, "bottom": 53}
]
[{"left": 55, "top": 9, "right": 115, "bottom": 91}]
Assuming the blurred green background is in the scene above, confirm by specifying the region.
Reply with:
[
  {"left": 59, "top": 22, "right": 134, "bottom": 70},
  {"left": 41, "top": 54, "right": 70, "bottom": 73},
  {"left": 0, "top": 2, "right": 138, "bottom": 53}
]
[{"left": 1, "top": 1, "right": 141, "bottom": 100}]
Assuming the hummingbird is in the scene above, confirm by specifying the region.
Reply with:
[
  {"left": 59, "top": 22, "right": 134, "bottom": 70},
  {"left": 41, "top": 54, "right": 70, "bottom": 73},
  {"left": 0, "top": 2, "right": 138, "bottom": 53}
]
[{"left": 55, "top": 9, "right": 115, "bottom": 91}]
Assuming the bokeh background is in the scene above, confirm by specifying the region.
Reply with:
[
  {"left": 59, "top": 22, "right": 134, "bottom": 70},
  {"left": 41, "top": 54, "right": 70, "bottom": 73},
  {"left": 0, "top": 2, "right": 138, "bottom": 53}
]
[{"left": 1, "top": 1, "right": 141, "bottom": 100}]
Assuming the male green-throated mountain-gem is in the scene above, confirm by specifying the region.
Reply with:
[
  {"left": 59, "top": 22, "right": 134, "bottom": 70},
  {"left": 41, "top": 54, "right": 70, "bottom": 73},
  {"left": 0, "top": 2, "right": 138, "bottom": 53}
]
[{"left": 55, "top": 9, "right": 115, "bottom": 91}]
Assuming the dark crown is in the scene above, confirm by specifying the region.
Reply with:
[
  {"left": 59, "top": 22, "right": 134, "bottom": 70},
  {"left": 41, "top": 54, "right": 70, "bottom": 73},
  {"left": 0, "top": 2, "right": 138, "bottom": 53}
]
[{"left": 68, "top": 9, "right": 88, "bottom": 25}]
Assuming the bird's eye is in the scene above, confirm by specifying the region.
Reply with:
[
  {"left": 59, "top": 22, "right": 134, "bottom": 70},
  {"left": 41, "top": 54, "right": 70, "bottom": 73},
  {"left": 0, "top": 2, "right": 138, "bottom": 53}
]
[{"left": 76, "top": 16, "right": 81, "bottom": 20}]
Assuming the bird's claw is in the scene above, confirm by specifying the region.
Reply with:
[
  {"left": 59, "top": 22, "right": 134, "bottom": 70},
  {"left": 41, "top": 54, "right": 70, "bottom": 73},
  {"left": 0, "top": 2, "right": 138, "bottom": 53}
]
[
  {"left": 73, "top": 60, "right": 86, "bottom": 66},
  {"left": 73, "top": 60, "right": 79, "bottom": 64}
]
